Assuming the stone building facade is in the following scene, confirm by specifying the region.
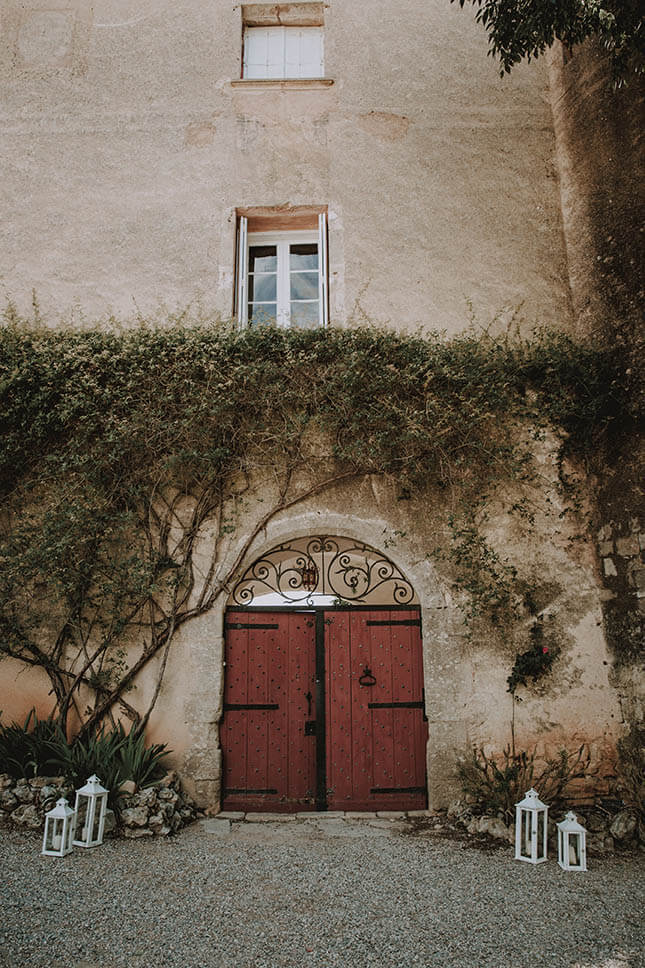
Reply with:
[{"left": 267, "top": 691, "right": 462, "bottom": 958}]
[{"left": 0, "top": 1, "right": 641, "bottom": 811}]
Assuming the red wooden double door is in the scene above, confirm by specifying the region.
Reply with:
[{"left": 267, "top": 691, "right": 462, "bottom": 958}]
[{"left": 221, "top": 608, "right": 428, "bottom": 812}]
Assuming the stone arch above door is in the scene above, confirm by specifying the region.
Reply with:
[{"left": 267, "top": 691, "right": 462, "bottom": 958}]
[{"left": 180, "top": 512, "right": 465, "bottom": 813}]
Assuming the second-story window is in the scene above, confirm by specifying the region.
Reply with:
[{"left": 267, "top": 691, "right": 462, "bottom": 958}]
[
  {"left": 242, "top": 26, "right": 324, "bottom": 79},
  {"left": 236, "top": 214, "right": 329, "bottom": 329}
]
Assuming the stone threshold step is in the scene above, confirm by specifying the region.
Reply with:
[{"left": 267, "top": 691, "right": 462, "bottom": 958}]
[{"left": 214, "top": 809, "right": 429, "bottom": 822}]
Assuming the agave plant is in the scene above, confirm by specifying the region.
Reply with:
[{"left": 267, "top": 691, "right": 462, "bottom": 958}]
[
  {"left": 115, "top": 723, "right": 171, "bottom": 789},
  {"left": 0, "top": 710, "right": 171, "bottom": 808},
  {"left": 0, "top": 709, "right": 62, "bottom": 779}
]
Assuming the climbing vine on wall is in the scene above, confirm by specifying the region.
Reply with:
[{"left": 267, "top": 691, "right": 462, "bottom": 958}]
[{"left": 0, "top": 312, "right": 639, "bottom": 735}]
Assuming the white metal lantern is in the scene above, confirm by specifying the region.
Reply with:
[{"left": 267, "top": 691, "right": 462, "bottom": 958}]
[
  {"left": 72, "top": 774, "right": 109, "bottom": 848},
  {"left": 557, "top": 811, "right": 587, "bottom": 872},
  {"left": 42, "top": 797, "right": 76, "bottom": 857},
  {"left": 515, "top": 788, "right": 549, "bottom": 864}
]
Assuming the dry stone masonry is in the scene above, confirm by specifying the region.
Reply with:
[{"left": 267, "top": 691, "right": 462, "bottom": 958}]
[{"left": 0, "top": 771, "right": 199, "bottom": 838}]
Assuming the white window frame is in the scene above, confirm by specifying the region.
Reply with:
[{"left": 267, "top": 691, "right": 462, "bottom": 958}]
[
  {"left": 236, "top": 214, "right": 328, "bottom": 329},
  {"left": 242, "top": 25, "right": 324, "bottom": 79}
]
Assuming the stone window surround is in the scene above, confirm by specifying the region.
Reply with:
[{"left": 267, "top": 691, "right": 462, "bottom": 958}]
[
  {"left": 234, "top": 2, "right": 333, "bottom": 86},
  {"left": 235, "top": 205, "right": 329, "bottom": 328}
]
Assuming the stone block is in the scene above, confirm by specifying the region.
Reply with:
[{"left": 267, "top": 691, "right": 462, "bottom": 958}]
[
  {"left": 297, "top": 810, "right": 344, "bottom": 818},
  {"left": 28, "top": 776, "right": 51, "bottom": 789},
  {"left": 10, "top": 804, "right": 41, "bottom": 829},
  {"left": 616, "top": 536, "right": 639, "bottom": 557},
  {"left": 202, "top": 818, "right": 232, "bottom": 836},
  {"left": 120, "top": 806, "right": 149, "bottom": 827},
  {"left": 13, "top": 783, "right": 34, "bottom": 804},
  {"left": 406, "top": 809, "right": 429, "bottom": 817},
  {"left": 216, "top": 811, "right": 245, "bottom": 820},
  {"left": 245, "top": 812, "right": 296, "bottom": 822},
  {"left": 603, "top": 558, "right": 618, "bottom": 577},
  {"left": 0, "top": 790, "right": 19, "bottom": 811},
  {"left": 37, "top": 785, "right": 59, "bottom": 806},
  {"left": 376, "top": 811, "right": 406, "bottom": 819},
  {"left": 344, "top": 811, "right": 377, "bottom": 819},
  {"left": 598, "top": 540, "right": 614, "bottom": 556},
  {"left": 610, "top": 810, "right": 638, "bottom": 842},
  {"left": 628, "top": 565, "right": 645, "bottom": 589}
]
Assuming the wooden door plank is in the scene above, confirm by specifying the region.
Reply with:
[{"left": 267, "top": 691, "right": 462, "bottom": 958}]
[{"left": 222, "top": 609, "right": 316, "bottom": 811}]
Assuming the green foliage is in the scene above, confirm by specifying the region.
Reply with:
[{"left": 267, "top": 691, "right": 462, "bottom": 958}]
[
  {"left": 458, "top": 743, "right": 590, "bottom": 824},
  {"left": 0, "top": 320, "right": 637, "bottom": 732},
  {"left": 452, "top": 0, "right": 644, "bottom": 85},
  {"left": 507, "top": 624, "right": 559, "bottom": 694},
  {"left": 0, "top": 709, "right": 61, "bottom": 779},
  {"left": 616, "top": 723, "right": 645, "bottom": 823},
  {"left": 53, "top": 723, "right": 171, "bottom": 804},
  {"left": 0, "top": 709, "right": 170, "bottom": 806},
  {"left": 115, "top": 723, "right": 172, "bottom": 790},
  {"left": 445, "top": 512, "right": 519, "bottom": 627}
]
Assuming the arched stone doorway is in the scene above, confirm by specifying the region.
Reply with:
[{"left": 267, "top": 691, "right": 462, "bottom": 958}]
[{"left": 221, "top": 536, "right": 428, "bottom": 812}]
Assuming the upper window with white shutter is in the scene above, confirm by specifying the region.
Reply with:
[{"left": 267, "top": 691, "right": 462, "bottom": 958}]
[{"left": 242, "top": 26, "right": 324, "bottom": 80}]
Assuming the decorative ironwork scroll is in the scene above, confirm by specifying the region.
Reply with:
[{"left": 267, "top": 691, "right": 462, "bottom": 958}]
[{"left": 231, "top": 535, "right": 417, "bottom": 606}]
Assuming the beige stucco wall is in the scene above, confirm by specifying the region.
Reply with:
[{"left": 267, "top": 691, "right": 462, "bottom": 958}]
[
  {"left": 547, "top": 41, "right": 644, "bottom": 340},
  {"left": 2, "top": 3, "right": 633, "bottom": 811},
  {"left": 1, "top": 0, "right": 572, "bottom": 332},
  {"left": 142, "top": 468, "right": 623, "bottom": 808},
  {"left": 0, "top": 469, "right": 623, "bottom": 810}
]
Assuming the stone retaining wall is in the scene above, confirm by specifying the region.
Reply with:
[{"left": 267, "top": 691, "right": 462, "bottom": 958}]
[{"left": 0, "top": 771, "right": 200, "bottom": 838}]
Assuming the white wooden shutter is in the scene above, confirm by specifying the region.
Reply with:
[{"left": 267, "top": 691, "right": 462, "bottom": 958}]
[
  {"left": 236, "top": 215, "right": 248, "bottom": 327},
  {"left": 245, "top": 26, "right": 323, "bottom": 79},
  {"left": 318, "top": 212, "right": 329, "bottom": 327},
  {"left": 243, "top": 27, "right": 285, "bottom": 78},
  {"left": 300, "top": 27, "right": 324, "bottom": 77}
]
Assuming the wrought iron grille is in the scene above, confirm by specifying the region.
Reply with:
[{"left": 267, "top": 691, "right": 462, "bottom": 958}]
[{"left": 230, "top": 535, "right": 417, "bottom": 606}]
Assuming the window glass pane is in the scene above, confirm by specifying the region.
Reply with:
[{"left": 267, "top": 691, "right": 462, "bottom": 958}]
[
  {"left": 249, "top": 246, "right": 277, "bottom": 272},
  {"left": 290, "top": 302, "right": 320, "bottom": 329},
  {"left": 290, "top": 272, "right": 319, "bottom": 300},
  {"left": 249, "top": 304, "right": 277, "bottom": 327},
  {"left": 290, "top": 244, "right": 318, "bottom": 270},
  {"left": 249, "top": 274, "right": 277, "bottom": 302}
]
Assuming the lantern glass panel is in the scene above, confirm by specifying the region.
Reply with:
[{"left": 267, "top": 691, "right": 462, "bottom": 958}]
[
  {"left": 519, "top": 812, "right": 532, "bottom": 859},
  {"left": 76, "top": 800, "right": 100, "bottom": 842},
  {"left": 50, "top": 819, "right": 63, "bottom": 852},
  {"left": 537, "top": 811, "right": 546, "bottom": 858}
]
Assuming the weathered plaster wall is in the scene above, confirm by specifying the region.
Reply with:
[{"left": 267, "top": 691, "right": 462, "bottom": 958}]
[
  {"left": 0, "top": 4, "right": 632, "bottom": 811},
  {"left": 174, "top": 472, "right": 622, "bottom": 808},
  {"left": 547, "top": 42, "right": 644, "bottom": 738},
  {"left": 0, "top": 464, "right": 623, "bottom": 808},
  {"left": 547, "top": 41, "right": 644, "bottom": 340},
  {"left": 0, "top": 0, "right": 571, "bottom": 331}
]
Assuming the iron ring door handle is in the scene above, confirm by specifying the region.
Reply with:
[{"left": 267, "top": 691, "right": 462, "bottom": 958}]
[{"left": 359, "top": 666, "right": 376, "bottom": 687}]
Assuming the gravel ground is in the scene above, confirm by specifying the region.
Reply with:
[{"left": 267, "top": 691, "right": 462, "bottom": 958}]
[{"left": 1, "top": 818, "right": 643, "bottom": 968}]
